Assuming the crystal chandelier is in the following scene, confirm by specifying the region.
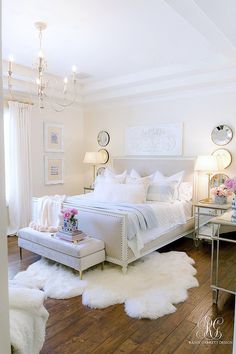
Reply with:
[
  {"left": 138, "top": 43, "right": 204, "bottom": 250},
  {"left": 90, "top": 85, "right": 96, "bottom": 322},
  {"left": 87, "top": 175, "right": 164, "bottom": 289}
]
[{"left": 7, "top": 22, "right": 78, "bottom": 111}]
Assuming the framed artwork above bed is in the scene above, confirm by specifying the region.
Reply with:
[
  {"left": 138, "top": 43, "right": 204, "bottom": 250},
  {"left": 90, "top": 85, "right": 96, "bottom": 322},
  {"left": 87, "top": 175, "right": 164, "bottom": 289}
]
[{"left": 125, "top": 123, "right": 183, "bottom": 156}]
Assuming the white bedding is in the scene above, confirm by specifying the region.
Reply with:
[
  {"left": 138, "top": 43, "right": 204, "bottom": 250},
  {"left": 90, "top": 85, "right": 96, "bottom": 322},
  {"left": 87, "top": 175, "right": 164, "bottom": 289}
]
[
  {"left": 139, "top": 200, "right": 192, "bottom": 245},
  {"left": 65, "top": 193, "right": 192, "bottom": 255}
]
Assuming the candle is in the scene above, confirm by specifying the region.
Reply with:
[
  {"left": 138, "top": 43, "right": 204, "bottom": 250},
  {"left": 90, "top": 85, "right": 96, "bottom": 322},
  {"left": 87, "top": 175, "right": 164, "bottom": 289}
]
[{"left": 63, "top": 77, "right": 68, "bottom": 94}]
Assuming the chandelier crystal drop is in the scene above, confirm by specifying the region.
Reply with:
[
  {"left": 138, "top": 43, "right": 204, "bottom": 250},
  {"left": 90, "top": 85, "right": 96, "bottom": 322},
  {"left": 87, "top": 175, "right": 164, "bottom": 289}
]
[{"left": 7, "top": 21, "right": 79, "bottom": 112}]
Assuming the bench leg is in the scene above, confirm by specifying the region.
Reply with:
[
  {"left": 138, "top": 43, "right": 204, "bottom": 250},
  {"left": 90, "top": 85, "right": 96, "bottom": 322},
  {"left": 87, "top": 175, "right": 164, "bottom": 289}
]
[
  {"left": 101, "top": 262, "right": 104, "bottom": 270},
  {"left": 122, "top": 265, "right": 127, "bottom": 274},
  {"left": 19, "top": 247, "right": 22, "bottom": 260},
  {"left": 79, "top": 270, "right": 83, "bottom": 280}
]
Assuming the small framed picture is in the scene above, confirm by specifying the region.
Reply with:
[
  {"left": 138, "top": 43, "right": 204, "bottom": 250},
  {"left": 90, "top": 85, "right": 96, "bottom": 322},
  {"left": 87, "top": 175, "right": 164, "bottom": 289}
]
[
  {"left": 45, "top": 156, "right": 64, "bottom": 185},
  {"left": 44, "top": 122, "right": 64, "bottom": 152}
]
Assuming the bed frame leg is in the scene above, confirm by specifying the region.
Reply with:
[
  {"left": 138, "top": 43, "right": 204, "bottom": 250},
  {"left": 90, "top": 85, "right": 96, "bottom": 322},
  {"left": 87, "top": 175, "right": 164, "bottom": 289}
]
[
  {"left": 122, "top": 265, "right": 127, "bottom": 274},
  {"left": 79, "top": 270, "right": 83, "bottom": 280},
  {"left": 19, "top": 247, "right": 22, "bottom": 260}
]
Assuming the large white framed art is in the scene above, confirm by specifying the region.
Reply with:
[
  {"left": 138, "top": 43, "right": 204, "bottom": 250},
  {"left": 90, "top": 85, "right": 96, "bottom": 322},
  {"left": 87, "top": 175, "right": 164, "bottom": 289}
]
[
  {"left": 125, "top": 123, "right": 183, "bottom": 156},
  {"left": 44, "top": 122, "right": 64, "bottom": 153},
  {"left": 44, "top": 156, "right": 64, "bottom": 185}
]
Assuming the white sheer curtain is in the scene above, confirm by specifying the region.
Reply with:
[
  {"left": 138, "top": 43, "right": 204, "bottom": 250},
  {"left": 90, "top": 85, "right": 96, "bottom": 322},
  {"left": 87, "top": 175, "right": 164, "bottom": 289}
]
[{"left": 6, "top": 101, "right": 32, "bottom": 235}]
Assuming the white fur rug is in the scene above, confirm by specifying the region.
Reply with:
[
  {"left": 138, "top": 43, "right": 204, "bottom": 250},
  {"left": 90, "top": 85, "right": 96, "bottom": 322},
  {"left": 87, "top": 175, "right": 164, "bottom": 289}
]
[{"left": 12, "top": 251, "right": 198, "bottom": 319}]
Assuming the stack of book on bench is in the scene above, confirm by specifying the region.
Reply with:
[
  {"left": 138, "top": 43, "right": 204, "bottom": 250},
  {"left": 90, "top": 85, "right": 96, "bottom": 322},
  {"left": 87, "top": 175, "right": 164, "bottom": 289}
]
[{"left": 56, "top": 229, "right": 86, "bottom": 243}]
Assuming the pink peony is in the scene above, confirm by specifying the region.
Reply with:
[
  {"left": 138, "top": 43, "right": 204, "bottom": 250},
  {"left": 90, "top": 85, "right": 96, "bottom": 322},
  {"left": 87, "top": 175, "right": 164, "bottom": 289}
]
[
  {"left": 64, "top": 211, "right": 71, "bottom": 218},
  {"left": 71, "top": 208, "right": 78, "bottom": 215},
  {"left": 211, "top": 184, "right": 232, "bottom": 197},
  {"left": 224, "top": 178, "right": 236, "bottom": 193}
]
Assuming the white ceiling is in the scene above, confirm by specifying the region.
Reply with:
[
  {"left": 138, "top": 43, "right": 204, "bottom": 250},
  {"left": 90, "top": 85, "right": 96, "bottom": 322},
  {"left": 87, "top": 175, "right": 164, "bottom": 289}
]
[{"left": 3, "top": 0, "right": 236, "bottom": 82}]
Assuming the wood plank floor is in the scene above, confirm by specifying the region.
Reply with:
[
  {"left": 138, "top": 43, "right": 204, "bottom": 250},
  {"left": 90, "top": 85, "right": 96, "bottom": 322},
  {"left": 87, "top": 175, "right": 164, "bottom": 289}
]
[{"left": 8, "top": 236, "right": 235, "bottom": 354}]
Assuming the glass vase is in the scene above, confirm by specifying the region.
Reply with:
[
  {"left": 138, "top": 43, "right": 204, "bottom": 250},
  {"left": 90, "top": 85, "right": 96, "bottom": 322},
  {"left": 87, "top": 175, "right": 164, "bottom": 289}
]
[
  {"left": 63, "top": 217, "right": 78, "bottom": 232},
  {"left": 214, "top": 195, "right": 227, "bottom": 205}
]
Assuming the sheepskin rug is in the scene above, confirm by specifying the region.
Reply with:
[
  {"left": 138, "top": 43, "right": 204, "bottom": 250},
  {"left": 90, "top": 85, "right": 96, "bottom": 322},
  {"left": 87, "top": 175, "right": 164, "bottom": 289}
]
[{"left": 12, "top": 251, "right": 198, "bottom": 319}]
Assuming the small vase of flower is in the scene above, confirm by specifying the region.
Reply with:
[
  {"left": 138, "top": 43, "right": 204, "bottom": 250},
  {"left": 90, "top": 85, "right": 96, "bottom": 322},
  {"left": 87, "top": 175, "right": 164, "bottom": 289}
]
[
  {"left": 224, "top": 178, "right": 236, "bottom": 222},
  {"left": 61, "top": 208, "right": 79, "bottom": 233},
  {"left": 211, "top": 184, "right": 231, "bottom": 205}
]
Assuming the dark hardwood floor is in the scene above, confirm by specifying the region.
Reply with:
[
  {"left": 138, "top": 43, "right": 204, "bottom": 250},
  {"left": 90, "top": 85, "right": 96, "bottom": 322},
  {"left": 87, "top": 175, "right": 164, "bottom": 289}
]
[{"left": 8, "top": 236, "right": 234, "bottom": 354}]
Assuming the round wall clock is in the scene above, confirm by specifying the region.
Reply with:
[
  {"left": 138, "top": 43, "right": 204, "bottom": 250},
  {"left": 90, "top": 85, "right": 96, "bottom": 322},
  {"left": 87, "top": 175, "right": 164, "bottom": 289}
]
[
  {"left": 97, "top": 131, "right": 110, "bottom": 147},
  {"left": 212, "top": 148, "right": 232, "bottom": 169}
]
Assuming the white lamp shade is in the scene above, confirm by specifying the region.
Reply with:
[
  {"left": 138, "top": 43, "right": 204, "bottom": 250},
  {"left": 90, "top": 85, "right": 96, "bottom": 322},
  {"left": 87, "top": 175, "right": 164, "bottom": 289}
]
[
  {"left": 83, "top": 152, "right": 104, "bottom": 164},
  {"left": 195, "top": 155, "right": 219, "bottom": 172}
]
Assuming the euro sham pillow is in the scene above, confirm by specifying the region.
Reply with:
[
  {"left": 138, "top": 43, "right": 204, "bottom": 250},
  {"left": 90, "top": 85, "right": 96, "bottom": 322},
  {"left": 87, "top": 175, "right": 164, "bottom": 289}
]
[
  {"left": 147, "top": 171, "right": 184, "bottom": 202},
  {"left": 94, "top": 168, "right": 127, "bottom": 186},
  {"left": 104, "top": 168, "right": 127, "bottom": 183},
  {"left": 94, "top": 183, "right": 146, "bottom": 204}
]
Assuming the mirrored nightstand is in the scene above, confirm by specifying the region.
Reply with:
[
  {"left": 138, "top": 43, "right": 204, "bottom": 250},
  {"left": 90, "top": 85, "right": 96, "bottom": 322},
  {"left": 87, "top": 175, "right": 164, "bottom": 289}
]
[{"left": 84, "top": 186, "right": 94, "bottom": 194}]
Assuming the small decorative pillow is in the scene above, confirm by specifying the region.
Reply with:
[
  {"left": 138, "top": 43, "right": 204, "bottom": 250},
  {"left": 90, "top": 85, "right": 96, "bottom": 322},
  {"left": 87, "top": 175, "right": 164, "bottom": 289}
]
[
  {"left": 94, "top": 183, "right": 146, "bottom": 204},
  {"left": 147, "top": 181, "right": 179, "bottom": 202}
]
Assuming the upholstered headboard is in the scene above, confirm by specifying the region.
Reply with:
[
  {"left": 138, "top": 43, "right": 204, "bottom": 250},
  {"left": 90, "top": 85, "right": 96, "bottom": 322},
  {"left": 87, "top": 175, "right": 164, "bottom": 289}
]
[{"left": 112, "top": 157, "right": 196, "bottom": 182}]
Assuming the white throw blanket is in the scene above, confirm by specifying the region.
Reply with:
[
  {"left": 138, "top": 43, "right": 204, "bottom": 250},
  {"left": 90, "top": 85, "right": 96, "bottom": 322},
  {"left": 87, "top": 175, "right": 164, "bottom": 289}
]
[
  {"left": 29, "top": 195, "right": 65, "bottom": 232},
  {"left": 9, "top": 285, "right": 49, "bottom": 354}
]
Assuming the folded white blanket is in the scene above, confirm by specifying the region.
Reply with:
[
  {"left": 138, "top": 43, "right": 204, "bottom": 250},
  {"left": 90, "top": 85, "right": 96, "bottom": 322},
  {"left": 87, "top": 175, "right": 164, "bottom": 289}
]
[
  {"left": 29, "top": 194, "right": 65, "bottom": 232},
  {"left": 9, "top": 285, "right": 49, "bottom": 354}
]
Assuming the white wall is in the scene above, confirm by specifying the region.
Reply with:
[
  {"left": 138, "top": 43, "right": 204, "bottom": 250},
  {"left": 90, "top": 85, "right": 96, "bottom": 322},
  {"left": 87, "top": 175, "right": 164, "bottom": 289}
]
[
  {"left": 0, "top": 5, "right": 11, "bottom": 350},
  {"left": 31, "top": 104, "right": 85, "bottom": 197},
  {"left": 84, "top": 90, "right": 236, "bottom": 178}
]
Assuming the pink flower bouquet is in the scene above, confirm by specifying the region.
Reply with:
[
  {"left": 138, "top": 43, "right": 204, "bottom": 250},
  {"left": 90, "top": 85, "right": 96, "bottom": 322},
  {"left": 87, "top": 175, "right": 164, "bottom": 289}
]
[
  {"left": 61, "top": 208, "right": 78, "bottom": 223},
  {"left": 224, "top": 178, "right": 236, "bottom": 194},
  {"left": 211, "top": 184, "right": 232, "bottom": 198}
]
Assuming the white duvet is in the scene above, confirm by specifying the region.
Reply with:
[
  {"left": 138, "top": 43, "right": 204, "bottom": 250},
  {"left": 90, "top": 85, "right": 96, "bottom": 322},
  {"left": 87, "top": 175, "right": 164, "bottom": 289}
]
[{"left": 66, "top": 194, "right": 192, "bottom": 255}]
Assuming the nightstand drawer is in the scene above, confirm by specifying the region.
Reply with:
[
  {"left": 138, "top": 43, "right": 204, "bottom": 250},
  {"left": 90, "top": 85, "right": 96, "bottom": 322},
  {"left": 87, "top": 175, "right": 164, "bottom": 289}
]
[{"left": 197, "top": 207, "right": 218, "bottom": 216}]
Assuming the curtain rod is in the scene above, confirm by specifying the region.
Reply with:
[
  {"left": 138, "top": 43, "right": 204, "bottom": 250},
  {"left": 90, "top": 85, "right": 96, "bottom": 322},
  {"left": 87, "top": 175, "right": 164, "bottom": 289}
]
[{"left": 4, "top": 98, "right": 34, "bottom": 106}]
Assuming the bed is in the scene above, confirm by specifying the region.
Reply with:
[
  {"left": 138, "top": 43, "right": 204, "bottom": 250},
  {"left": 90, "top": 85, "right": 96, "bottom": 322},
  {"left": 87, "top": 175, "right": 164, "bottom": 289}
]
[{"left": 32, "top": 157, "right": 196, "bottom": 273}]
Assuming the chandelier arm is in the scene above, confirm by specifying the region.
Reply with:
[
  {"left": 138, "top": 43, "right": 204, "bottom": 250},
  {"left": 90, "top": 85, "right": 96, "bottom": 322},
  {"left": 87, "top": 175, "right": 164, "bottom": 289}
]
[{"left": 7, "top": 21, "right": 79, "bottom": 111}]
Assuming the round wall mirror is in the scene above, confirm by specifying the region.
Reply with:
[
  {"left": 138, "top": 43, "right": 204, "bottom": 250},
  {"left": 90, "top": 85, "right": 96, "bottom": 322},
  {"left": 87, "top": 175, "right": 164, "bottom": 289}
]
[
  {"left": 210, "top": 173, "right": 229, "bottom": 188},
  {"left": 98, "top": 149, "right": 109, "bottom": 164},
  {"left": 212, "top": 148, "right": 232, "bottom": 169},
  {"left": 211, "top": 125, "right": 233, "bottom": 146}
]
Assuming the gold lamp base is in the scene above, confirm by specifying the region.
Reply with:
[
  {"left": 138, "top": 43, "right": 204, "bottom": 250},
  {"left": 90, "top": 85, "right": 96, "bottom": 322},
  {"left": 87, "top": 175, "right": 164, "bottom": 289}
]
[{"left": 199, "top": 197, "right": 213, "bottom": 204}]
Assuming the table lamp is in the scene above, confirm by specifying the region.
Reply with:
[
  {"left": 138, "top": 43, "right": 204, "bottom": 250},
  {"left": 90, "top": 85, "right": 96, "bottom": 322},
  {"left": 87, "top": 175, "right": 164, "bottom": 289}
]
[
  {"left": 195, "top": 155, "right": 219, "bottom": 203},
  {"left": 83, "top": 151, "right": 105, "bottom": 184}
]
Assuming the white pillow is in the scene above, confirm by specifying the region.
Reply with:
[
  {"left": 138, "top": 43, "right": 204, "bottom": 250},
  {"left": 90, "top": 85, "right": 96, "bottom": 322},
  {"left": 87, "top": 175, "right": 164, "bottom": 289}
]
[
  {"left": 147, "top": 181, "right": 179, "bottom": 202},
  {"left": 153, "top": 170, "right": 185, "bottom": 184},
  {"left": 152, "top": 170, "right": 185, "bottom": 199},
  {"left": 94, "top": 183, "right": 146, "bottom": 204},
  {"left": 178, "top": 182, "right": 193, "bottom": 201},
  {"left": 104, "top": 168, "right": 127, "bottom": 183},
  {"left": 126, "top": 175, "right": 151, "bottom": 195},
  {"left": 129, "top": 169, "right": 141, "bottom": 178}
]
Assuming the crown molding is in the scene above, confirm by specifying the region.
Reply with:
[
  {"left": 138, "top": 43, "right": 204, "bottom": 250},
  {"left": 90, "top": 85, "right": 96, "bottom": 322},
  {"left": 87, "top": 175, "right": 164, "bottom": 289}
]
[
  {"left": 3, "top": 60, "right": 236, "bottom": 110},
  {"left": 82, "top": 64, "right": 236, "bottom": 107}
]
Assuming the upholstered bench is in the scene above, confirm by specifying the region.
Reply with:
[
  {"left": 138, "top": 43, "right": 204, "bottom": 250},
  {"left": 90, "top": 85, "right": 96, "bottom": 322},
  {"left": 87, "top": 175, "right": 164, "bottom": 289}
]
[{"left": 18, "top": 227, "right": 105, "bottom": 279}]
